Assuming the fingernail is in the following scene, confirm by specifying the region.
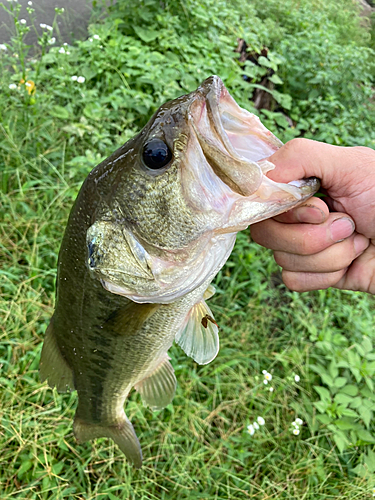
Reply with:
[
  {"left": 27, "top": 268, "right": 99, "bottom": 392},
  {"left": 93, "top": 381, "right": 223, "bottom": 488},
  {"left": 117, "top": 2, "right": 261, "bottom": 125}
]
[
  {"left": 354, "top": 234, "right": 369, "bottom": 255},
  {"left": 296, "top": 205, "right": 325, "bottom": 223},
  {"left": 330, "top": 217, "right": 355, "bottom": 242}
]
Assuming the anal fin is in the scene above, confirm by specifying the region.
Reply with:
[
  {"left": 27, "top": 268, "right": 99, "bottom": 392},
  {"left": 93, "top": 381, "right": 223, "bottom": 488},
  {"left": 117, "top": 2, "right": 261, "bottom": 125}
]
[
  {"left": 134, "top": 355, "right": 176, "bottom": 411},
  {"left": 175, "top": 299, "right": 219, "bottom": 365},
  {"left": 39, "top": 320, "right": 74, "bottom": 392},
  {"left": 74, "top": 415, "right": 142, "bottom": 468}
]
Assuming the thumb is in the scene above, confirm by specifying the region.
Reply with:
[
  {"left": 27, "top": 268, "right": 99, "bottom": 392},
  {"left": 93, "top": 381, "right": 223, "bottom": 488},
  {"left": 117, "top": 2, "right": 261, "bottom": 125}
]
[{"left": 266, "top": 138, "right": 352, "bottom": 189}]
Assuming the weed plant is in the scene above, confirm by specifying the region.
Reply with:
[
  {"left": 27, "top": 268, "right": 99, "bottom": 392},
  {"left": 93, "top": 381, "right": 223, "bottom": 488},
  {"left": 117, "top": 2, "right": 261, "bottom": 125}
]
[{"left": 1, "top": 0, "right": 375, "bottom": 498}]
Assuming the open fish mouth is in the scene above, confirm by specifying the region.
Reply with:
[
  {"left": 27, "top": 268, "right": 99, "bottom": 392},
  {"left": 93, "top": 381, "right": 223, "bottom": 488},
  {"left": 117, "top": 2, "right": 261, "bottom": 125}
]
[{"left": 189, "top": 75, "right": 317, "bottom": 203}]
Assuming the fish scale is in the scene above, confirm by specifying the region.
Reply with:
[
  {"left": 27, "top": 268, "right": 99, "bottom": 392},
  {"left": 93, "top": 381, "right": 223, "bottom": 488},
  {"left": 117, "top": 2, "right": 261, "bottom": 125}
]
[{"left": 40, "top": 76, "right": 319, "bottom": 467}]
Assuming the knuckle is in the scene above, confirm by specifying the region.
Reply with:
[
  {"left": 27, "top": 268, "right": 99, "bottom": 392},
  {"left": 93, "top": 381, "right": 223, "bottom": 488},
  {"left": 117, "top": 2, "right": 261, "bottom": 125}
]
[{"left": 284, "top": 138, "right": 310, "bottom": 155}]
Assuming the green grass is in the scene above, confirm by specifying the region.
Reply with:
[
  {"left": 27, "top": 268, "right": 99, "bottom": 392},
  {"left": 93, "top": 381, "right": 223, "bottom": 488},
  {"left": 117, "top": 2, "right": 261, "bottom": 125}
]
[{"left": 1, "top": 0, "right": 375, "bottom": 498}]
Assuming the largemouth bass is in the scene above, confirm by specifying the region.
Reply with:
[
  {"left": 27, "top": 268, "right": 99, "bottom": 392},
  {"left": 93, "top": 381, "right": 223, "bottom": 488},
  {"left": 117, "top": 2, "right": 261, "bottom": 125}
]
[{"left": 40, "top": 76, "right": 319, "bottom": 468}]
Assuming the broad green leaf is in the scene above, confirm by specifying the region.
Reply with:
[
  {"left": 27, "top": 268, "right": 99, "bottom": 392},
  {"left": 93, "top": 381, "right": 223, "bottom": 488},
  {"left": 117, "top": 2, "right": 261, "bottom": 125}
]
[
  {"left": 334, "top": 377, "right": 347, "bottom": 388},
  {"left": 314, "top": 386, "right": 331, "bottom": 401},
  {"left": 341, "top": 385, "right": 358, "bottom": 396},
  {"left": 133, "top": 26, "right": 159, "bottom": 43},
  {"left": 350, "top": 397, "right": 362, "bottom": 409},
  {"left": 342, "top": 408, "right": 358, "bottom": 418},
  {"left": 316, "top": 414, "right": 331, "bottom": 424},
  {"left": 334, "top": 393, "right": 352, "bottom": 405},
  {"left": 269, "top": 74, "right": 283, "bottom": 85},
  {"left": 357, "top": 429, "right": 375, "bottom": 443},
  {"left": 333, "top": 432, "right": 348, "bottom": 453},
  {"left": 49, "top": 105, "right": 70, "bottom": 120},
  {"left": 321, "top": 373, "right": 334, "bottom": 386},
  {"left": 17, "top": 460, "right": 33, "bottom": 479},
  {"left": 329, "top": 360, "right": 339, "bottom": 379},
  {"left": 364, "top": 450, "right": 375, "bottom": 472},
  {"left": 334, "top": 418, "right": 356, "bottom": 430},
  {"left": 358, "top": 406, "right": 372, "bottom": 428}
]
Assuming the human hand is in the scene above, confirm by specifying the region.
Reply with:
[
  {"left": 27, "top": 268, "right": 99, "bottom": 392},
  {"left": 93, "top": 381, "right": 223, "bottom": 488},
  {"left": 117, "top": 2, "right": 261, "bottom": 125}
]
[{"left": 251, "top": 138, "right": 375, "bottom": 294}]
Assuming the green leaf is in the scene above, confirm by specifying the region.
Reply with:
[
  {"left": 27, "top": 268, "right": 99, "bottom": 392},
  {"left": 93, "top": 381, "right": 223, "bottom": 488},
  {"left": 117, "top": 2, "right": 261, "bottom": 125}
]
[
  {"left": 361, "top": 336, "right": 372, "bottom": 354},
  {"left": 333, "top": 432, "right": 348, "bottom": 453},
  {"left": 350, "top": 397, "right": 362, "bottom": 409},
  {"left": 269, "top": 74, "right": 283, "bottom": 85},
  {"left": 314, "top": 401, "right": 328, "bottom": 413},
  {"left": 357, "top": 429, "right": 375, "bottom": 443},
  {"left": 334, "top": 377, "right": 347, "bottom": 388},
  {"left": 366, "top": 377, "right": 374, "bottom": 391},
  {"left": 133, "top": 26, "right": 159, "bottom": 42},
  {"left": 341, "top": 408, "right": 358, "bottom": 417},
  {"left": 329, "top": 360, "right": 339, "bottom": 379},
  {"left": 334, "top": 393, "right": 353, "bottom": 405},
  {"left": 364, "top": 450, "right": 375, "bottom": 473},
  {"left": 321, "top": 373, "right": 334, "bottom": 386},
  {"left": 358, "top": 406, "right": 372, "bottom": 428},
  {"left": 341, "top": 385, "right": 358, "bottom": 396},
  {"left": 316, "top": 414, "right": 331, "bottom": 424},
  {"left": 333, "top": 418, "right": 356, "bottom": 430},
  {"left": 17, "top": 460, "right": 33, "bottom": 479},
  {"left": 49, "top": 105, "right": 70, "bottom": 120},
  {"left": 314, "top": 386, "right": 331, "bottom": 401}
]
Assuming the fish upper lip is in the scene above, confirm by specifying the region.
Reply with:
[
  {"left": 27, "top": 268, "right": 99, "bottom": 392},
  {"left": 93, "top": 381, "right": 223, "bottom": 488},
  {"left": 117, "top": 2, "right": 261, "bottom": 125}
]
[{"left": 189, "top": 76, "right": 280, "bottom": 197}]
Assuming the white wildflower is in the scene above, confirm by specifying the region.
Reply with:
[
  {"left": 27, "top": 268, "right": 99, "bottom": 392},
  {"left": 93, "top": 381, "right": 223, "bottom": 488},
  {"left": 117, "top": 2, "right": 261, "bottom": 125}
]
[
  {"left": 89, "top": 38, "right": 93, "bottom": 42},
  {"left": 49, "top": 37, "right": 56, "bottom": 45},
  {"left": 0, "top": 44, "right": 7, "bottom": 51},
  {"left": 63, "top": 43, "right": 68, "bottom": 46},
  {"left": 293, "top": 428, "right": 300, "bottom": 435},
  {"left": 295, "top": 418, "right": 303, "bottom": 426},
  {"left": 25, "top": 82, "right": 31, "bottom": 87},
  {"left": 264, "top": 372, "right": 272, "bottom": 381},
  {"left": 28, "top": 1, "right": 32, "bottom": 5},
  {"left": 9, "top": 83, "right": 17, "bottom": 89},
  {"left": 257, "top": 416, "right": 265, "bottom": 426},
  {"left": 71, "top": 75, "right": 78, "bottom": 81},
  {"left": 294, "top": 375, "right": 300, "bottom": 383},
  {"left": 46, "top": 25, "right": 53, "bottom": 31},
  {"left": 292, "top": 421, "right": 299, "bottom": 427},
  {"left": 263, "top": 379, "right": 268, "bottom": 385},
  {"left": 262, "top": 370, "right": 267, "bottom": 375},
  {"left": 269, "top": 387, "right": 274, "bottom": 392},
  {"left": 77, "top": 76, "right": 85, "bottom": 83},
  {"left": 58, "top": 47, "right": 65, "bottom": 54},
  {"left": 93, "top": 34, "right": 100, "bottom": 40},
  {"left": 253, "top": 422, "right": 259, "bottom": 430},
  {"left": 40, "top": 23, "right": 46, "bottom": 29},
  {"left": 20, "top": 19, "right": 27, "bottom": 24},
  {"left": 247, "top": 424, "right": 255, "bottom": 436}
]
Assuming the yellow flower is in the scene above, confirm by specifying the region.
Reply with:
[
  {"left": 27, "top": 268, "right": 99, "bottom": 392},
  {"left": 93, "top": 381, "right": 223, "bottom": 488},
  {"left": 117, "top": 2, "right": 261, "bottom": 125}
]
[{"left": 20, "top": 78, "right": 36, "bottom": 95}]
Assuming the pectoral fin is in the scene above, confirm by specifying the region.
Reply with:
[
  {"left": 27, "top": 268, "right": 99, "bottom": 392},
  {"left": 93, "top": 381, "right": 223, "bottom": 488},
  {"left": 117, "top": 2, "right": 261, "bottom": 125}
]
[
  {"left": 134, "top": 355, "right": 176, "bottom": 410},
  {"left": 175, "top": 299, "right": 219, "bottom": 365}
]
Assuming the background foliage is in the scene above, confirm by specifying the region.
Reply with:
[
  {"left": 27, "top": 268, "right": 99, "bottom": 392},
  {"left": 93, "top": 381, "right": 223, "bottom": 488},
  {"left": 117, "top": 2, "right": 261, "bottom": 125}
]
[{"left": 1, "top": 0, "right": 375, "bottom": 498}]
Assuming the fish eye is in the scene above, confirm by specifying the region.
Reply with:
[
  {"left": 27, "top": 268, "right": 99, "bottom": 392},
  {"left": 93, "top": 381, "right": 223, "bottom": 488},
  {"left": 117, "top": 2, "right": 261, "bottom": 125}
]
[{"left": 142, "top": 138, "right": 172, "bottom": 170}]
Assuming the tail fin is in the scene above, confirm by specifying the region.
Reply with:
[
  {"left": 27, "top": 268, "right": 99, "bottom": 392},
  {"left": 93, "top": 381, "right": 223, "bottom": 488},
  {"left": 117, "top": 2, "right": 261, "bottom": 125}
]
[{"left": 73, "top": 415, "right": 142, "bottom": 468}]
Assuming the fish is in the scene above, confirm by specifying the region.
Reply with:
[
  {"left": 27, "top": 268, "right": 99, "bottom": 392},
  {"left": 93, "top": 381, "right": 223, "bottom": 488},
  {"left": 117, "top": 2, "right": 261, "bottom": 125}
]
[{"left": 39, "top": 75, "right": 319, "bottom": 468}]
